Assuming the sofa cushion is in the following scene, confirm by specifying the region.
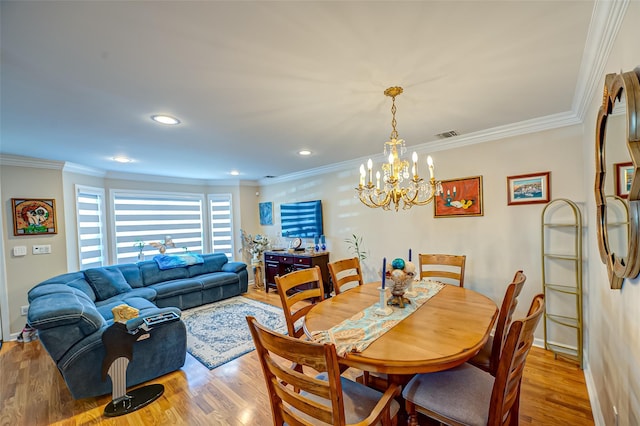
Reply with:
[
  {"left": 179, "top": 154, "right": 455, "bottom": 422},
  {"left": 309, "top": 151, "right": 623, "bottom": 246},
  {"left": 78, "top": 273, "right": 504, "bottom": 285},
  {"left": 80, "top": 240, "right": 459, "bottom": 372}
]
[
  {"left": 95, "top": 287, "right": 157, "bottom": 306},
  {"left": 96, "top": 297, "right": 159, "bottom": 322},
  {"left": 197, "top": 272, "right": 239, "bottom": 289},
  {"left": 140, "top": 261, "right": 189, "bottom": 286},
  {"left": 84, "top": 267, "right": 133, "bottom": 301},
  {"left": 115, "top": 263, "right": 145, "bottom": 288},
  {"left": 28, "top": 292, "right": 105, "bottom": 332},
  {"left": 149, "top": 278, "right": 203, "bottom": 299},
  {"left": 186, "top": 253, "right": 226, "bottom": 276}
]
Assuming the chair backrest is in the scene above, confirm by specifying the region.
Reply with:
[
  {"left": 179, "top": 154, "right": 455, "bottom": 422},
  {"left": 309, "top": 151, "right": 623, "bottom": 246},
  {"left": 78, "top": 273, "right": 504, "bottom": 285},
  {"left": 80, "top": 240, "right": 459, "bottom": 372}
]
[
  {"left": 328, "top": 257, "right": 364, "bottom": 295},
  {"left": 488, "top": 293, "right": 544, "bottom": 425},
  {"left": 418, "top": 253, "right": 467, "bottom": 287},
  {"left": 489, "top": 270, "right": 527, "bottom": 376},
  {"left": 275, "top": 266, "right": 325, "bottom": 338},
  {"left": 246, "top": 315, "right": 348, "bottom": 425}
]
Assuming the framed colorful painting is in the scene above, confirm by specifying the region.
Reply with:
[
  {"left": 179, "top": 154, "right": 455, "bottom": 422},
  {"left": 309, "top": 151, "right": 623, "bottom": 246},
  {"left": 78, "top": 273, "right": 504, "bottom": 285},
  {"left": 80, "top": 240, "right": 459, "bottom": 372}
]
[
  {"left": 434, "top": 176, "right": 483, "bottom": 218},
  {"left": 12, "top": 198, "right": 57, "bottom": 235},
  {"left": 614, "top": 162, "right": 634, "bottom": 199},
  {"left": 507, "top": 172, "right": 551, "bottom": 205}
]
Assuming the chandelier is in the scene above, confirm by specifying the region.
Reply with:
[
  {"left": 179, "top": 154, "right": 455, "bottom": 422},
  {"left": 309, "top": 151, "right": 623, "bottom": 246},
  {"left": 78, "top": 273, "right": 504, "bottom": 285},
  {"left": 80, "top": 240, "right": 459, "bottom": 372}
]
[{"left": 356, "top": 86, "right": 441, "bottom": 211}]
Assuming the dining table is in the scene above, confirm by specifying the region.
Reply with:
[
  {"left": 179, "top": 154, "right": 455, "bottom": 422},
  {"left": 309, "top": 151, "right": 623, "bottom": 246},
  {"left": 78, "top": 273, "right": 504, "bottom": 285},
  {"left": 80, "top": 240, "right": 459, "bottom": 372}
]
[{"left": 303, "top": 281, "right": 498, "bottom": 386}]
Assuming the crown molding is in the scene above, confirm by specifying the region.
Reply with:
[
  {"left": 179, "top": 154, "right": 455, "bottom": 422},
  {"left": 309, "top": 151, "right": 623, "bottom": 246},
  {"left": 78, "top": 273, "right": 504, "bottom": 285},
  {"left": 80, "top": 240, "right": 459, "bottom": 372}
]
[
  {"left": 260, "top": 110, "right": 582, "bottom": 186},
  {"left": 63, "top": 162, "right": 106, "bottom": 177},
  {"left": 572, "top": 0, "right": 629, "bottom": 122},
  {"left": 0, "top": 154, "right": 64, "bottom": 170}
]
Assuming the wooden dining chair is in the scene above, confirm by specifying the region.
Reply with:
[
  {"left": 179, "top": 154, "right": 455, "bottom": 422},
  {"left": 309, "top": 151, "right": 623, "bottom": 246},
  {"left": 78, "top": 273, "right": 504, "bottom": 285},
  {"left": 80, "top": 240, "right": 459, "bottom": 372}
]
[
  {"left": 402, "top": 293, "right": 544, "bottom": 426},
  {"left": 246, "top": 316, "right": 400, "bottom": 426},
  {"left": 275, "top": 266, "right": 325, "bottom": 339},
  {"left": 418, "top": 253, "right": 466, "bottom": 287},
  {"left": 328, "top": 257, "right": 364, "bottom": 295},
  {"left": 468, "top": 270, "right": 526, "bottom": 376}
]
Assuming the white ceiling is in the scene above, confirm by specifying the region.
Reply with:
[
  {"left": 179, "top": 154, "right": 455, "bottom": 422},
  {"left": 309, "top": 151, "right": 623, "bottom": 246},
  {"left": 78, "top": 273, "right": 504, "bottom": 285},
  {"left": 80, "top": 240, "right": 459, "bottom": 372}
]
[{"left": 1, "top": 1, "right": 601, "bottom": 182}]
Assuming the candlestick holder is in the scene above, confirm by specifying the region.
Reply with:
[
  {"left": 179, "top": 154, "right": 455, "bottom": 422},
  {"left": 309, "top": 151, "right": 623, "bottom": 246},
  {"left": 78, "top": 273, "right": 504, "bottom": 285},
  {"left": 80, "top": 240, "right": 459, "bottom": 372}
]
[
  {"left": 404, "top": 279, "right": 417, "bottom": 297},
  {"left": 374, "top": 287, "right": 393, "bottom": 316}
]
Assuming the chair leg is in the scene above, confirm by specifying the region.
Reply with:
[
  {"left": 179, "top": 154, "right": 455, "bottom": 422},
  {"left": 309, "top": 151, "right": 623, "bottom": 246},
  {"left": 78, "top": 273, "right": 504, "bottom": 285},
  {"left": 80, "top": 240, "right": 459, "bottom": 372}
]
[{"left": 405, "top": 400, "right": 419, "bottom": 426}]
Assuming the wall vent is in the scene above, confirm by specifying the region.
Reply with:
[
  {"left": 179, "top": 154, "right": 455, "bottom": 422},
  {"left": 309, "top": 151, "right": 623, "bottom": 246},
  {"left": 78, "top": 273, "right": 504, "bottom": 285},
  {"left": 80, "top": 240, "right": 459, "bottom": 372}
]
[{"left": 435, "top": 130, "right": 459, "bottom": 138}]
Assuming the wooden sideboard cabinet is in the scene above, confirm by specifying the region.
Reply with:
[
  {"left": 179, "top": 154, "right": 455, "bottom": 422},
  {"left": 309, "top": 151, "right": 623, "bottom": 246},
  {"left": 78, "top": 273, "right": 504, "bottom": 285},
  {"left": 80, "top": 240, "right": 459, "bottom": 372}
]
[{"left": 264, "top": 251, "right": 332, "bottom": 297}]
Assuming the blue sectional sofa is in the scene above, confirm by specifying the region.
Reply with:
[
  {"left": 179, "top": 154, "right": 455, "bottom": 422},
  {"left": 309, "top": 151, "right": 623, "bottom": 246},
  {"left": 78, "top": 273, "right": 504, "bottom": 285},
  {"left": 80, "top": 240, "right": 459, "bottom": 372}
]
[{"left": 27, "top": 253, "right": 248, "bottom": 399}]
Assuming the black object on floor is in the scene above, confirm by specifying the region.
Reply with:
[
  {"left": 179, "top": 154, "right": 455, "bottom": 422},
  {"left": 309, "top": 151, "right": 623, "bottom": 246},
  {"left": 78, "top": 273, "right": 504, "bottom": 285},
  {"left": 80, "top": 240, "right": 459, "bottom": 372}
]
[{"left": 103, "top": 383, "right": 164, "bottom": 417}]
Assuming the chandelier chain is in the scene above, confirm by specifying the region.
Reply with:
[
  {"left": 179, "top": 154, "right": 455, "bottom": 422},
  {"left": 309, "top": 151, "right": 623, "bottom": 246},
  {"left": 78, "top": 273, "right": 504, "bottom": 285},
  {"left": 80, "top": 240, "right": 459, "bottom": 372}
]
[{"left": 390, "top": 96, "right": 399, "bottom": 140}]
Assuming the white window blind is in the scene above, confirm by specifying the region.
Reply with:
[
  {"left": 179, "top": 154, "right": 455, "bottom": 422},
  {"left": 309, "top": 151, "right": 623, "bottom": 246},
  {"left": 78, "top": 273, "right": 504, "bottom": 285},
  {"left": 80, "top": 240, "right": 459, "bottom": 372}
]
[
  {"left": 209, "top": 194, "right": 234, "bottom": 259},
  {"left": 76, "top": 185, "right": 107, "bottom": 269},
  {"left": 113, "top": 191, "right": 204, "bottom": 263}
]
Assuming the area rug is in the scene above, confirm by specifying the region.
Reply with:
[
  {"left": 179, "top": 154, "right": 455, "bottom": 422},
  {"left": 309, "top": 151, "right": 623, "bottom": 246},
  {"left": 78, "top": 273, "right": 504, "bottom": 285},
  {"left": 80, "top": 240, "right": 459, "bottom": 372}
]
[{"left": 181, "top": 296, "right": 287, "bottom": 370}]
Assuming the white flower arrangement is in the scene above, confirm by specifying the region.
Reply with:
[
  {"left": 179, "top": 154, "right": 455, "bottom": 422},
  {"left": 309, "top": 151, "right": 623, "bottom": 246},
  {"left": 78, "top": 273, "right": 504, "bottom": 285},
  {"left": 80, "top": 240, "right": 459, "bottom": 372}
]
[{"left": 240, "top": 230, "right": 270, "bottom": 260}]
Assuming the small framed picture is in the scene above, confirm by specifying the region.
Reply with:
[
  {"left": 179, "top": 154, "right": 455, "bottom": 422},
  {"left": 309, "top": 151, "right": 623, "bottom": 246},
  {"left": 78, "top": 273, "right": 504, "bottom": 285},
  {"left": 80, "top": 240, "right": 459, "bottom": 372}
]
[
  {"left": 614, "top": 162, "right": 634, "bottom": 199},
  {"left": 259, "top": 202, "right": 273, "bottom": 225},
  {"left": 12, "top": 198, "right": 58, "bottom": 235},
  {"left": 507, "top": 172, "right": 551, "bottom": 205},
  {"left": 434, "top": 176, "right": 483, "bottom": 218}
]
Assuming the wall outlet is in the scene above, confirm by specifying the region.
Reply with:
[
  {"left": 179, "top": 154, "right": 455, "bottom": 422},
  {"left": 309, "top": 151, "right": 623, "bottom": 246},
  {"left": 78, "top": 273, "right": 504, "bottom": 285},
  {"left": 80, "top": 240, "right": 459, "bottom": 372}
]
[
  {"left": 33, "top": 244, "right": 52, "bottom": 255},
  {"left": 21, "top": 305, "right": 29, "bottom": 316}
]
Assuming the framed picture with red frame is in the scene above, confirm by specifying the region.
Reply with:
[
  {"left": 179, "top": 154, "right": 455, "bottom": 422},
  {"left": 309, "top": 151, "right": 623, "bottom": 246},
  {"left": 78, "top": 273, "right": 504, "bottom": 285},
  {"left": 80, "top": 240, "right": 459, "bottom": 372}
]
[
  {"left": 614, "top": 162, "right": 634, "bottom": 199},
  {"left": 434, "top": 176, "right": 483, "bottom": 218}
]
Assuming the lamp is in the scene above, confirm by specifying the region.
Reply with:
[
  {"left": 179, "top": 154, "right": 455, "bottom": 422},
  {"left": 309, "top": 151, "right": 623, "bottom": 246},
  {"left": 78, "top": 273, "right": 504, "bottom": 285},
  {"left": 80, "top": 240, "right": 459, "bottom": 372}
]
[{"left": 356, "top": 86, "right": 441, "bottom": 211}]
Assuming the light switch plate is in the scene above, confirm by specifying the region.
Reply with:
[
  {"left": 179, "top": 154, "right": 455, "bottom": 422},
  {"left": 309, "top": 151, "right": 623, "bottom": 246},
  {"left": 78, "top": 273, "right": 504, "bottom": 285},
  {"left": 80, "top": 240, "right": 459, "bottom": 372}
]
[{"left": 13, "top": 246, "right": 27, "bottom": 256}]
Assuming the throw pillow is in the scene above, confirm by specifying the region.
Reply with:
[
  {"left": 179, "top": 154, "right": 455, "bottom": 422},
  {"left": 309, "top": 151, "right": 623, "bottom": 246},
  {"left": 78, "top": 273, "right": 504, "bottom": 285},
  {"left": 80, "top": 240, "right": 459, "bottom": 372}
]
[{"left": 84, "top": 267, "right": 132, "bottom": 301}]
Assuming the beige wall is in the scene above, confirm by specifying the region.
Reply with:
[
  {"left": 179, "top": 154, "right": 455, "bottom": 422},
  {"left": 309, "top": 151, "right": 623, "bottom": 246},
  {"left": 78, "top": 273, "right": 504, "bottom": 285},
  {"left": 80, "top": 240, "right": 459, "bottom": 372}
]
[
  {"left": 1, "top": 165, "right": 69, "bottom": 334},
  {"left": 583, "top": 2, "right": 640, "bottom": 424}
]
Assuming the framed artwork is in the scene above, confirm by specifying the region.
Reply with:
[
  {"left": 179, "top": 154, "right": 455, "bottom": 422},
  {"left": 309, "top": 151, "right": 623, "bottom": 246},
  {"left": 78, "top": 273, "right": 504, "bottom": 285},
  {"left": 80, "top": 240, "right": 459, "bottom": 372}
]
[
  {"left": 507, "top": 172, "right": 551, "bottom": 205},
  {"left": 12, "top": 198, "right": 57, "bottom": 235},
  {"left": 259, "top": 201, "right": 273, "bottom": 225},
  {"left": 614, "top": 162, "right": 634, "bottom": 199},
  {"left": 434, "top": 176, "right": 483, "bottom": 218}
]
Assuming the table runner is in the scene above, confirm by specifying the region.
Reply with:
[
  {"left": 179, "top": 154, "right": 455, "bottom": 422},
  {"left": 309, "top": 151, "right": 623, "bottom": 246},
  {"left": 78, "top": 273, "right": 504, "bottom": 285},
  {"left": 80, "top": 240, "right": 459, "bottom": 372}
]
[{"left": 310, "top": 280, "right": 445, "bottom": 356}]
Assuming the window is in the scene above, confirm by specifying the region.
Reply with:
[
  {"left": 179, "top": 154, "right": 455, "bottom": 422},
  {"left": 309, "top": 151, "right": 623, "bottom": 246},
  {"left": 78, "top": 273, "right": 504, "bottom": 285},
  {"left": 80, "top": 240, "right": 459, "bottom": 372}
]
[
  {"left": 76, "top": 185, "right": 107, "bottom": 269},
  {"left": 209, "top": 194, "right": 234, "bottom": 259},
  {"left": 112, "top": 191, "right": 204, "bottom": 263}
]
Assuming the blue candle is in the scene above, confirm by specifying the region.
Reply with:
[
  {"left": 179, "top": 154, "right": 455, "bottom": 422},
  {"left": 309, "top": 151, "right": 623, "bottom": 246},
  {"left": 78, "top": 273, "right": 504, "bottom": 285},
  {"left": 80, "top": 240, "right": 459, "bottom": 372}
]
[
  {"left": 382, "top": 257, "right": 386, "bottom": 289},
  {"left": 314, "top": 236, "right": 319, "bottom": 245},
  {"left": 409, "top": 248, "right": 412, "bottom": 262},
  {"left": 320, "top": 235, "right": 325, "bottom": 244}
]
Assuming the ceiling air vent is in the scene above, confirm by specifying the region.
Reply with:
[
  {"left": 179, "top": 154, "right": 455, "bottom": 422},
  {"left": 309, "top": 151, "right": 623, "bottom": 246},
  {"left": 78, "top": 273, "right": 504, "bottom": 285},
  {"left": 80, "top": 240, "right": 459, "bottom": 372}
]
[{"left": 435, "top": 130, "right": 459, "bottom": 139}]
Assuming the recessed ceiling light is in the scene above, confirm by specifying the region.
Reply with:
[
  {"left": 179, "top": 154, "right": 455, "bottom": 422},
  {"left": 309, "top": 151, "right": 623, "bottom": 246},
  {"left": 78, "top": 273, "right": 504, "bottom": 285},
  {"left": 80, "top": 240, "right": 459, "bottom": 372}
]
[
  {"left": 298, "top": 150, "right": 312, "bottom": 156},
  {"left": 113, "top": 156, "right": 132, "bottom": 163},
  {"left": 230, "top": 170, "right": 240, "bottom": 176},
  {"left": 151, "top": 114, "right": 180, "bottom": 125}
]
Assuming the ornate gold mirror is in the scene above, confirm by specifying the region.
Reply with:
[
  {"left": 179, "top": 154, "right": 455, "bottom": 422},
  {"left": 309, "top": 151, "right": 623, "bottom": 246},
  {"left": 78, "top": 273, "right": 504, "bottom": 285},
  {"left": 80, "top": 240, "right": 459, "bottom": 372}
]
[{"left": 595, "top": 67, "right": 640, "bottom": 289}]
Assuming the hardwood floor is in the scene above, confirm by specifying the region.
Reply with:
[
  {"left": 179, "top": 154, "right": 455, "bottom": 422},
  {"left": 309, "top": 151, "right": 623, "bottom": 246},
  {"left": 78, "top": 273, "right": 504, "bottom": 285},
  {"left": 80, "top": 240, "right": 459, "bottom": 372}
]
[{"left": 0, "top": 286, "right": 594, "bottom": 425}]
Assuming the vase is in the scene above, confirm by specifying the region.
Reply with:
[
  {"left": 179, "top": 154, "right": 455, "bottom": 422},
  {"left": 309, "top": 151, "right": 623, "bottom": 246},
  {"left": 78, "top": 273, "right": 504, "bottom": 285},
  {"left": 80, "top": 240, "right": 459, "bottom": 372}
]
[
  {"left": 386, "top": 275, "right": 413, "bottom": 308},
  {"left": 137, "top": 253, "right": 145, "bottom": 261}
]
